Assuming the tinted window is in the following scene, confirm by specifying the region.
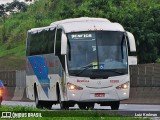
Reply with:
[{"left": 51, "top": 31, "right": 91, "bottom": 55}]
[{"left": 28, "top": 28, "right": 55, "bottom": 56}]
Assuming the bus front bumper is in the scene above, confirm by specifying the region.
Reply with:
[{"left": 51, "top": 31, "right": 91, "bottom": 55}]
[{"left": 66, "top": 88, "right": 129, "bottom": 102}]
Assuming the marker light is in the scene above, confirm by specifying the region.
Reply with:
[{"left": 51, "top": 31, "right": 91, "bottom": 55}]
[
  {"left": 67, "top": 83, "right": 83, "bottom": 90},
  {"left": 116, "top": 82, "right": 129, "bottom": 89}
]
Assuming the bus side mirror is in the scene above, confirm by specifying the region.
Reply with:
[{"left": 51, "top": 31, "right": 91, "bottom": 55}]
[
  {"left": 127, "top": 31, "right": 136, "bottom": 52},
  {"left": 61, "top": 32, "right": 68, "bottom": 55}
]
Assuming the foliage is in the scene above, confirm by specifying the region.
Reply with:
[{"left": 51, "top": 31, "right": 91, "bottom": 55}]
[{"left": 0, "top": 0, "right": 160, "bottom": 66}]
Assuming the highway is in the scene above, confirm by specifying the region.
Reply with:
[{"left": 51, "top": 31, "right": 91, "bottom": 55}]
[{"left": 2, "top": 101, "right": 160, "bottom": 111}]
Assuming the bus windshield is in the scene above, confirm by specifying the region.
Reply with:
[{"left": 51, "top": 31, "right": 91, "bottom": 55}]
[{"left": 67, "top": 31, "right": 128, "bottom": 78}]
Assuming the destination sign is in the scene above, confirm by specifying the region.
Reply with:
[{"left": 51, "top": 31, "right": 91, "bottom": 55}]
[{"left": 70, "top": 33, "right": 95, "bottom": 40}]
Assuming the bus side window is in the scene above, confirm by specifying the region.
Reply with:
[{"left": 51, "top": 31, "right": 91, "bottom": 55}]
[
  {"left": 29, "top": 28, "right": 55, "bottom": 56},
  {"left": 30, "top": 32, "right": 42, "bottom": 56},
  {"left": 26, "top": 32, "right": 31, "bottom": 56}
]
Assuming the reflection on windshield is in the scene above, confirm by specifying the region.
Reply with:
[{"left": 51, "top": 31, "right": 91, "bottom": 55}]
[{"left": 67, "top": 31, "right": 128, "bottom": 77}]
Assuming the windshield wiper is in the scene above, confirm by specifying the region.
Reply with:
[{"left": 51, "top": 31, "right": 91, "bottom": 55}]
[
  {"left": 106, "top": 70, "right": 124, "bottom": 75},
  {"left": 76, "top": 65, "right": 124, "bottom": 76},
  {"left": 76, "top": 64, "right": 98, "bottom": 76}
]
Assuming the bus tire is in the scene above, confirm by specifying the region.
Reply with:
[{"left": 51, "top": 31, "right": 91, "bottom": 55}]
[
  {"left": 44, "top": 102, "right": 52, "bottom": 109},
  {"left": 110, "top": 101, "right": 120, "bottom": 110},
  {"left": 57, "top": 85, "right": 69, "bottom": 110},
  {"left": 78, "top": 103, "right": 94, "bottom": 110},
  {"left": 34, "top": 85, "right": 43, "bottom": 109},
  {"left": 59, "top": 95, "right": 69, "bottom": 110},
  {"left": 78, "top": 104, "right": 86, "bottom": 110},
  {"left": 87, "top": 103, "right": 94, "bottom": 110}
]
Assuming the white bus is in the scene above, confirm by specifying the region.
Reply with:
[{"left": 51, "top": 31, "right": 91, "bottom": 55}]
[{"left": 26, "top": 17, "right": 136, "bottom": 110}]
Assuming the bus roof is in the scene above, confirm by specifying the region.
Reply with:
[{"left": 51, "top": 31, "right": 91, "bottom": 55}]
[
  {"left": 28, "top": 26, "right": 55, "bottom": 34},
  {"left": 28, "top": 17, "right": 125, "bottom": 34},
  {"left": 50, "top": 17, "right": 111, "bottom": 26},
  {"left": 50, "top": 17, "right": 124, "bottom": 33}
]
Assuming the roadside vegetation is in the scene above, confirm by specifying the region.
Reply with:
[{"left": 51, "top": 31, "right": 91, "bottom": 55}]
[{"left": 0, "top": 0, "right": 160, "bottom": 70}]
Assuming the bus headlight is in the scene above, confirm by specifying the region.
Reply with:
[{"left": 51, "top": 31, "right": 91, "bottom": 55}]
[
  {"left": 67, "top": 83, "right": 83, "bottom": 90},
  {"left": 116, "top": 82, "right": 129, "bottom": 89}
]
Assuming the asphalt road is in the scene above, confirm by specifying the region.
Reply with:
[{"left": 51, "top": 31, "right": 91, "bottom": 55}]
[{"left": 2, "top": 101, "right": 160, "bottom": 111}]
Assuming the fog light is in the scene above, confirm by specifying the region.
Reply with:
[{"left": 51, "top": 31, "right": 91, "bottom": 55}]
[{"left": 123, "top": 92, "right": 127, "bottom": 95}]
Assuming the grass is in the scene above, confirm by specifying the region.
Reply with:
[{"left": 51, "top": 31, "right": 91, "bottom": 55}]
[
  {"left": 0, "top": 43, "right": 26, "bottom": 58},
  {"left": 0, "top": 105, "right": 39, "bottom": 111},
  {"left": 0, "top": 105, "right": 150, "bottom": 120},
  {"left": 13, "top": 117, "right": 150, "bottom": 120},
  {"left": 0, "top": 43, "right": 26, "bottom": 70}
]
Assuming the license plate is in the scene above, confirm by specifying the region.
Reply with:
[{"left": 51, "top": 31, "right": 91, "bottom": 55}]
[{"left": 95, "top": 93, "right": 105, "bottom": 97}]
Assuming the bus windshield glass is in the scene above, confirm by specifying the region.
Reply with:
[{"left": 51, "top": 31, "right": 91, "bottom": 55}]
[{"left": 67, "top": 31, "right": 128, "bottom": 78}]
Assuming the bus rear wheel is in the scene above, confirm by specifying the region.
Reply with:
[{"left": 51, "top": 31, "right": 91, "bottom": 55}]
[
  {"left": 34, "top": 88, "right": 43, "bottom": 109},
  {"left": 43, "top": 102, "right": 53, "bottom": 109}
]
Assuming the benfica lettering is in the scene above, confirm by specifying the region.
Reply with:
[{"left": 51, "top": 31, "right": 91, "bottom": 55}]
[
  {"left": 77, "top": 80, "right": 89, "bottom": 82},
  {"left": 110, "top": 80, "right": 119, "bottom": 83}
]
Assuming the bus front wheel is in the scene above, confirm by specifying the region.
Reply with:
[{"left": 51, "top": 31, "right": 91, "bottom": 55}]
[
  {"left": 57, "top": 86, "right": 69, "bottom": 110},
  {"left": 58, "top": 93, "right": 69, "bottom": 110},
  {"left": 78, "top": 103, "right": 94, "bottom": 110},
  {"left": 110, "top": 101, "right": 120, "bottom": 110}
]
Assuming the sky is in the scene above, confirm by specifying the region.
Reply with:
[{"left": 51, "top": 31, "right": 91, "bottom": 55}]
[{"left": 0, "top": 0, "right": 27, "bottom": 5}]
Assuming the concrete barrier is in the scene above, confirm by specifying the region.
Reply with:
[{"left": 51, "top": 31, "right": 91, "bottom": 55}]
[
  {"left": 0, "top": 70, "right": 31, "bottom": 101},
  {"left": 3, "top": 86, "right": 32, "bottom": 101},
  {"left": 12, "top": 87, "right": 25, "bottom": 101},
  {"left": 3, "top": 87, "right": 15, "bottom": 101},
  {"left": 121, "top": 87, "right": 160, "bottom": 104}
]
